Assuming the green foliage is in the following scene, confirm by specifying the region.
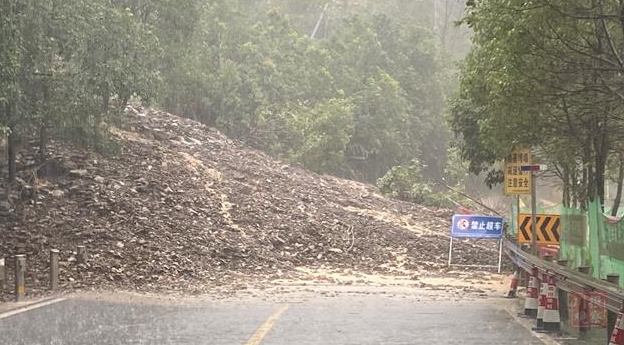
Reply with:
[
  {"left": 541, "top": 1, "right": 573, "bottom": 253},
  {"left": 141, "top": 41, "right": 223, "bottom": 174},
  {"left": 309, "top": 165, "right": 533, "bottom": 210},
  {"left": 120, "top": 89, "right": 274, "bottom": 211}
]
[
  {"left": 377, "top": 162, "right": 424, "bottom": 201},
  {"left": 319, "top": 13, "right": 450, "bottom": 181},
  {"left": 153, "top": 4, "right": 452, "bottom": 185},
  {"left": 443, "top": 145, "right": 471, "bottom": 189},
  {"left": 447, "top": 97, "right": 502, "bottom": 188},
  {"left": 452, "top": 0, "right": 624, "bottom": 207},
  {"left": 0, "top": 0, "right": 165, "bottom": 161},
  {"left": 345, "top": 71, "right": 411, "bottom": 181},
  {"left": 285, "top": 98, "right": 354, "bottom": 173},
  {"left": 1, "top": 0, "right": 461, "bottom": 205},
  {"left": 377, "top": 160, "right": 452, "bottom": 208}
]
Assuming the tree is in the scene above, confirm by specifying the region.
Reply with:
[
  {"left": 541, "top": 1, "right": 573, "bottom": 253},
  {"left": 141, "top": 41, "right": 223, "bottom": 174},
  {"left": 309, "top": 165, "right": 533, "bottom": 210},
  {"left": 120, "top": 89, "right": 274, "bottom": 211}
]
[
  {"left": 1, "top": 0, "right": 166, "bottom": 188},
  {"left": 324, "top": 13, "right": 449, "bottom": 182},
  {"left": 452, "top": 0, "right": 624, "bottom": 209},
  {"left": 285, "top": 98, "right": 354, "bottom": 173},
  {"left": 345, "top": 71, "right": 411, "bottom": 181}
]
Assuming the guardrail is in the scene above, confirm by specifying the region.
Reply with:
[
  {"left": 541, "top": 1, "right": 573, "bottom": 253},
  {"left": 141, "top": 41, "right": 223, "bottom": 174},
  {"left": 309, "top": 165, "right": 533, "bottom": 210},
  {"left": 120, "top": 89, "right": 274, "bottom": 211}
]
[{"left": 503, "top": 238, "right": 624, "bottom": 313}]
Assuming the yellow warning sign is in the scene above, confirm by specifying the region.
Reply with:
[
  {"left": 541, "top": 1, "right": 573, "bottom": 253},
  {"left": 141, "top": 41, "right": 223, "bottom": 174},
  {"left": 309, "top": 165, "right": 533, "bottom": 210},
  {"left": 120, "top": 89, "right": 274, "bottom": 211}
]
[
  {"left": 518, "top": 213, "right": 561, "bottom": 245},
  {"left": 504, "top": 149, "right": 531, "bottom": 195}
]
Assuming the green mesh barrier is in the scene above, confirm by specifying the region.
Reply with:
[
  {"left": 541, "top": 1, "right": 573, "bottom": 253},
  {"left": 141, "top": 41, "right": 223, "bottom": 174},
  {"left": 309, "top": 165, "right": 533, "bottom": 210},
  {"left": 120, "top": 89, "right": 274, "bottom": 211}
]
[
  {"left": 590, "top": 199, "right": 624, "bottom": 285},
  {"left": 560, "top": 205, "right": 589, "bottom": 270},
  {"left": 510, "top": 199, "right": 624, "bottom": 289},
  {"left": 555, "top": 200, "right": 624, "bottom": 288}
]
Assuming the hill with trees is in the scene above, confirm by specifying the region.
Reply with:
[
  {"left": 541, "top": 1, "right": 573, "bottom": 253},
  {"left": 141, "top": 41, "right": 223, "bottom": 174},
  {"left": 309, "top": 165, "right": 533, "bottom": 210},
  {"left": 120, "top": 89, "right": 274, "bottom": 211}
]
[{"left": 1, "top": 0, "right": 471, "bottom": 209}]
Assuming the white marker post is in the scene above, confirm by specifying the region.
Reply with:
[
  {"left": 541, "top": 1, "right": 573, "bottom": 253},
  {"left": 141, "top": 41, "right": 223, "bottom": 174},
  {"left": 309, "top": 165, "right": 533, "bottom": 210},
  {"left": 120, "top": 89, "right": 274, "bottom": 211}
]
[{"left": 0, "top": 257, "right": 4, "bottom": 290}]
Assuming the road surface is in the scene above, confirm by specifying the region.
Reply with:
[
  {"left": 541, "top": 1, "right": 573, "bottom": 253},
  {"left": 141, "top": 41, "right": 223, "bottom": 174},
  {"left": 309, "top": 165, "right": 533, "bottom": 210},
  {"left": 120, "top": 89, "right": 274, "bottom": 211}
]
[{"left": 0, "top": 284, "right": 547, "bottom": 345}]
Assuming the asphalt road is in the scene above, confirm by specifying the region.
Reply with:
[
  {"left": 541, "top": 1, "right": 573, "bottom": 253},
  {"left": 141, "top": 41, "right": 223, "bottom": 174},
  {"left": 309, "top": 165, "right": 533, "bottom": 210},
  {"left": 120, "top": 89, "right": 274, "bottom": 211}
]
[{"left": 0, "top": 286, "right": 547, "bottom": 345}]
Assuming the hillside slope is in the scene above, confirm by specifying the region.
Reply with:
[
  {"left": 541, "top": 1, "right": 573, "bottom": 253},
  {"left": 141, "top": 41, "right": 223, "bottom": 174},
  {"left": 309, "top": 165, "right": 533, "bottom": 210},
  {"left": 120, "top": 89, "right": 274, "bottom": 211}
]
[{"left": 0, "top": 106, "right": 500, "bottom": 298}]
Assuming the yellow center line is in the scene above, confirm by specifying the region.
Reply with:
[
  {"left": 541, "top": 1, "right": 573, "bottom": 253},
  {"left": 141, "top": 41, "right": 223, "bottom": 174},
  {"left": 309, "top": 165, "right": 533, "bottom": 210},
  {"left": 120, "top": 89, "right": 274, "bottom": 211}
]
[{"left": 244, "top": 304, "right": 290, "bottom": 345}]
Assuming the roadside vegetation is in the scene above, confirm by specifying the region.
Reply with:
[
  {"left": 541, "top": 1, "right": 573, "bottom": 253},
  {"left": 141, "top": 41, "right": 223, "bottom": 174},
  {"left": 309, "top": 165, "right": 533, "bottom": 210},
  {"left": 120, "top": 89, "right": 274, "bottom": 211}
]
[
  {"left": 450, "top": 1, "right": 624, "bottom": 213},
  {"left": 0, "top": 0, "right": 472, "bottom": 208}
]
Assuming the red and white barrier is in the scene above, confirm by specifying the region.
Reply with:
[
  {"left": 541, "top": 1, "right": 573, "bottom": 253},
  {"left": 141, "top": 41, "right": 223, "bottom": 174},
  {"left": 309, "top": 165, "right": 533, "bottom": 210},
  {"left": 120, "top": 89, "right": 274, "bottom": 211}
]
[
  {"left": 507, "top": 269, "right": 519, "bottom": 298},
  {"left": 543, "top": 274, "right": 561, "bottom": 333},
  {"left": 524, "top": 266, "right": 539, "bottom": 318},
  {"left": 609, "top": 305, "right": 624, "bottom": 345},
  {"left": 534, "top": 271, "right": 548, "bottom": 330}
]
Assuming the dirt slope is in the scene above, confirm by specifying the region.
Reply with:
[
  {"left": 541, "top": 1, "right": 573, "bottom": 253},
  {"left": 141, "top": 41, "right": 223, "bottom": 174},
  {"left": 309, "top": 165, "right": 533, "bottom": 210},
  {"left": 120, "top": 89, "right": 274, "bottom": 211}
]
[{"left": 0, "top": 106, "right": 501, "bottom": 298}]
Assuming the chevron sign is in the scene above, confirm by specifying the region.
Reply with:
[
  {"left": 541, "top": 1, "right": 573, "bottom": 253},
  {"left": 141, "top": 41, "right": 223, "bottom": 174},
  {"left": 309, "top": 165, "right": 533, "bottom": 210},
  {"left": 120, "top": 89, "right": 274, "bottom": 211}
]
[{"left": 518, "top": 214, "right": 561, "bottom": 245}]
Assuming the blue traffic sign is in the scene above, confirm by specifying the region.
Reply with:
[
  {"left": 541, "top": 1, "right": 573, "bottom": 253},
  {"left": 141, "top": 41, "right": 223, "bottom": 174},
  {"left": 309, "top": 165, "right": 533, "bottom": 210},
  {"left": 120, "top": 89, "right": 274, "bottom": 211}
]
[{"left": 451, "top": 214, "right": 504, "bottom": 238}]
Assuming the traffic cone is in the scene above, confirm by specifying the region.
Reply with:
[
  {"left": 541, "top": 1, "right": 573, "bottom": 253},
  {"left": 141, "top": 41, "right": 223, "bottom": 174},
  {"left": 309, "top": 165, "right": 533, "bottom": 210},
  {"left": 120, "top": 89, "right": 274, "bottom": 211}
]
[
  {"left": 533, "top": 271, "right": 548, "bottom": 330},
  {"left": 543, "top": 274, "right": 561, "bottom": 333},
  {"left": 524, "top": 266, "right": 539, "bottom": 318},
  {"left": 609, "top": 304, "right": 624, "bottom": 345},
  {"left": 506, "top": 269, "right": 519, "bottom": 298}
]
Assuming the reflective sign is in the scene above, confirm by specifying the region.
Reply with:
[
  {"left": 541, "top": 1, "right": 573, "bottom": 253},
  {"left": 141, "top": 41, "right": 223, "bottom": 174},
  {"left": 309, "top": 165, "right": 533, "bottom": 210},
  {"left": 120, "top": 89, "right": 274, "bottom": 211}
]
[
  {"left": 517, "top": 214, "right": 561, "bottom": 245},
  {"left": 451, "top": 214, "right": 504, "bottom": 239},
  {"left": 505, "top": 149, "right": 532, "bottom": 195}
]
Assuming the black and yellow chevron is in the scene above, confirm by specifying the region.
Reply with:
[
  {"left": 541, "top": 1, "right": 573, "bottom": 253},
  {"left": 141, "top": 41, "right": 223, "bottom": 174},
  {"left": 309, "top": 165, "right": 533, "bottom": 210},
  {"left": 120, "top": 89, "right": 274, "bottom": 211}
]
[{"left": 518, "top": 214, "right": 561, "bottom": 245}]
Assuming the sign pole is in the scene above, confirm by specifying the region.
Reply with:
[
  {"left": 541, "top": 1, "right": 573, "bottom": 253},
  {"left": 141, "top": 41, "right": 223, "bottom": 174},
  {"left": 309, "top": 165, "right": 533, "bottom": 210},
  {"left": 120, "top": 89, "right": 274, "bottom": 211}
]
[
  {"left": 516, "top": 195, "right": 520, "bottom": 244},
  {"left": 497, "top": 238, "right": 503, "bottom": 274},
  {"left": 450, "top": 214, "right": 504, "bottom": 271},
  {"left": 531, "top": 170, "right": 537, "bottom": 255}
]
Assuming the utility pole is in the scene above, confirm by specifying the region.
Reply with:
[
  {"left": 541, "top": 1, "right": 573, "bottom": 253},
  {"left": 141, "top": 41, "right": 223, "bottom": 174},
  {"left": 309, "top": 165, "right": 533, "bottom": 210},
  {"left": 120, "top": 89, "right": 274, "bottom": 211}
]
[
  {"left": 433, "top": 0, "right": 438, "bottom": 34},
  {"left": 310, "top": 3, "right": 329, "bottom": 39},
  {"left": 520, "top": 164, "right": 547, "bottom": 255}
]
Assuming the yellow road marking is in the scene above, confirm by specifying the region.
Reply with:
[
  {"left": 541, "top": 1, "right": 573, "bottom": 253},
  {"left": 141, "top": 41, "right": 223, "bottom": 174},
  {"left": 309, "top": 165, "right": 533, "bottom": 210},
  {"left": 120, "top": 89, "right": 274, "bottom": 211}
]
[{"left": 244, "top": 304, "right": 290, "bottom": 345}]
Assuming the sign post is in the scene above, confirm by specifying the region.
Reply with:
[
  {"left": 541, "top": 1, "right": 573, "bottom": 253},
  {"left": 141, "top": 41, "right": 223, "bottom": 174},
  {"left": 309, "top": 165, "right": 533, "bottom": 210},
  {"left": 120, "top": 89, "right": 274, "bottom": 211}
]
[
  {"left": 521, "top": 164, "right": 547, "bottom": 255},
  {"left": 449, "top": 214, "right": 505, "bottom": 273},
  {"left": 531, "top": 170, "right": 537, "bottom": 255}
]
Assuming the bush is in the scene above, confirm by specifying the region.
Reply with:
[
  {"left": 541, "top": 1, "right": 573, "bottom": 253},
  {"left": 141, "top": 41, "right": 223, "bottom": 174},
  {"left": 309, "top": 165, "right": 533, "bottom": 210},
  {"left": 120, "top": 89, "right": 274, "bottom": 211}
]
[{"left": 377, "top": 160, "right": 453, "bottom": 208}]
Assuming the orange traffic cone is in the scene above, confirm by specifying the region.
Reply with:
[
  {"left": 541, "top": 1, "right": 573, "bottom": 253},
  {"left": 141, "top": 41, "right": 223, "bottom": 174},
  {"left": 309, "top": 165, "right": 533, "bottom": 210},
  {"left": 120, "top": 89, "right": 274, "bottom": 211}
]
[
  {"left": 524, "top": 266, "right": 539, "bottom": 318},
  {"left": 506, "top": 269, "right": 519, "bottom": 298},
  {"left": 609, "top": 304, "right": 624, "bottom": 345},
  {"left": 543, "top": 274, "right": 561, "bottom": 333},
  {"left": 534, "top": 271, "right": 548, "bottom": 330}
]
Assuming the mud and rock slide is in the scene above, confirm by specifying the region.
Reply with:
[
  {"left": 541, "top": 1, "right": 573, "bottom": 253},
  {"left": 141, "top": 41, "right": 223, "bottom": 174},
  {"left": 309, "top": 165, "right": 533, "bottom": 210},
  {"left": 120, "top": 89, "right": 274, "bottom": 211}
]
[{"left": 0, "top": 106, "right": 507, "bottom": 301}]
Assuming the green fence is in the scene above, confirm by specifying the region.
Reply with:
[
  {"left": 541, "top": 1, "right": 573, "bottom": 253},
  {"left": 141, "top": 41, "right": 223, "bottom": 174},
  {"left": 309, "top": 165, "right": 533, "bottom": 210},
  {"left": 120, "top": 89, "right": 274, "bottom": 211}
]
[
  {"left": 559, "top": 206, "right": 589, "bottom": 270},
  {"left": 591, "top": 200, "right": 624, "bottom": 282},
  {"left": 557, "top": 200, "right": 624, "bottom": 289},
  {"left": 506, "top": 199, "right": 624, "bottom": 288}
]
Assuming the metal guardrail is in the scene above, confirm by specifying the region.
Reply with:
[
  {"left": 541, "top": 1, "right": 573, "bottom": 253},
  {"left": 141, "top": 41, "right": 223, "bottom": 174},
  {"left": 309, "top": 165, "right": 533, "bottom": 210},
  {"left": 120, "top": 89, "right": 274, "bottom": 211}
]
[{"left": 503, "top": 238, "right": 624, "bottom": 313}]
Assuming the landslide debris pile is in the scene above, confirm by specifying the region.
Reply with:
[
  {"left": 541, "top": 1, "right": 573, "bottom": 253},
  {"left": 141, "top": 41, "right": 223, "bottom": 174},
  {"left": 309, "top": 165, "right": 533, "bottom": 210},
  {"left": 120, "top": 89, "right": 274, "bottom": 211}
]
[{"left": 0, "top": 106, "right": 501, "bottom": 297}]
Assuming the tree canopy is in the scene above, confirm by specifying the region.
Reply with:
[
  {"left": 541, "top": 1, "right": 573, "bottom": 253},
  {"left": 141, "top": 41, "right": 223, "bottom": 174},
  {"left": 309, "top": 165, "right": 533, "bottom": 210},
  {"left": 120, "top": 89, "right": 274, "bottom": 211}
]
[
  {"left": 1, "top": 0, "right": 465, "bottom": 206},
  {"left": 451, "top": 0, "right": 624, "bottom": 212}
]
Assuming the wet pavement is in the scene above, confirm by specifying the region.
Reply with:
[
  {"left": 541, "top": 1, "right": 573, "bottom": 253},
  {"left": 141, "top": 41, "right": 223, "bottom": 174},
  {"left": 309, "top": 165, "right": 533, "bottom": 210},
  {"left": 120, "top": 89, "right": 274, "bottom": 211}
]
[
  {"left": 0, "top": 286, "right": 547, "bottom": 345},
  {"left": 510, "top": 296, "right": 609, "bottom": 345}
]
